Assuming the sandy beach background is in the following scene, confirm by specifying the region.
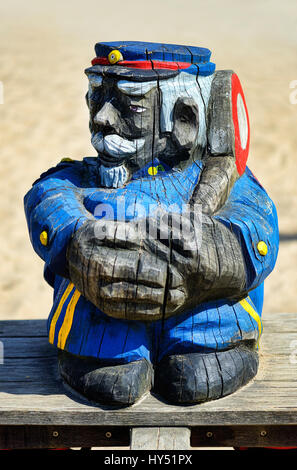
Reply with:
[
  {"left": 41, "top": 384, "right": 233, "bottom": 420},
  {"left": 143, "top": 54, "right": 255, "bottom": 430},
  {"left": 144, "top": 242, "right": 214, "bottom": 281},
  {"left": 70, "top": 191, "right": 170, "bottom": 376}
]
[{"left": 0, "top": 0, "right": 296, "bottom": 321}]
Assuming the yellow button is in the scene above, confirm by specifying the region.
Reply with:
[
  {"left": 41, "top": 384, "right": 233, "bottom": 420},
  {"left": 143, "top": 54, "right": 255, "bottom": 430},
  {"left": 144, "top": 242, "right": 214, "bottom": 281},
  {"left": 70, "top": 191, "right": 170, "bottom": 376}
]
[
  {"left": 108, "top": 50, "right": 123, "bottom": 65},
  {"left": 60, "top": 157, "right": 74, "bottom": 163},
  {"left": 40, "top": 230, "right": 48, "bottom": 247},
  {"left": 257, "top": 241, "right": 268, "bottom": 256},
  {"left": 148, "top": 166, "right": 158, "bottom": 176}
]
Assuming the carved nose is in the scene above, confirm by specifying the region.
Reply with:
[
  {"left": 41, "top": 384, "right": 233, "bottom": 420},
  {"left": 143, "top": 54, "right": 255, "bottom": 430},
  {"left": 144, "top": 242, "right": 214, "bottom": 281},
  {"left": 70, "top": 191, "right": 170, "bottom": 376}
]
[{"left": 94, "top": 100, "right": 120, "bottom": 128}]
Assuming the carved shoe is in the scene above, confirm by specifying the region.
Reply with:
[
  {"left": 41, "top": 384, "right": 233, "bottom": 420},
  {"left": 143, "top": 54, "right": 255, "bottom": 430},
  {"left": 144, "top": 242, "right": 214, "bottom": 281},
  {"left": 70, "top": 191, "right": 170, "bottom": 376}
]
[
  {"left": 154, "top": 345, "right": 258, "bottom": 404},
  {"left": 58, "top": 350, "right": 153, "bottom": 406}
]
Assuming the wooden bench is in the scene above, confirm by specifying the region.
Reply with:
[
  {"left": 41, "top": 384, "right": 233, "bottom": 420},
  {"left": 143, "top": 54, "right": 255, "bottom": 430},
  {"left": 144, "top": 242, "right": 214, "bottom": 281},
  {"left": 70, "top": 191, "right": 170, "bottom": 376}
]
[{"left": 0, "top": 314, "right": 297, "bottom": 450}]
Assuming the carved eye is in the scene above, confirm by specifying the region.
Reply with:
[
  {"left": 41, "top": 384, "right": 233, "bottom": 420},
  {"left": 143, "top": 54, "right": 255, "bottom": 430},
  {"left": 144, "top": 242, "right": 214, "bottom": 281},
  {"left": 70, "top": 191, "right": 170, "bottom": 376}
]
[{"left": 129, "top": 105, "right": 146, "bottom": 113}]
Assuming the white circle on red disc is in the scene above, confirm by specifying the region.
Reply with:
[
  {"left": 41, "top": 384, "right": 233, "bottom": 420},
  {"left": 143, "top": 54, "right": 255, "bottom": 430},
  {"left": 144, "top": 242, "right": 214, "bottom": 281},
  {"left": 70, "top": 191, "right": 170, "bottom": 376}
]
[{"left": 237, "top": 93, "right": 248, "bottom": 150}]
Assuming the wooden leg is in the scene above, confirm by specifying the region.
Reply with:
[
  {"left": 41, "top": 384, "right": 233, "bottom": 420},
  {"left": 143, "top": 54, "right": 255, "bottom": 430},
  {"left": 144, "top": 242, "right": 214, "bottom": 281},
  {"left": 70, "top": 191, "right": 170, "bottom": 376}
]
[{"left": 130, "top": 427, "right": 191, "bottom": 450}]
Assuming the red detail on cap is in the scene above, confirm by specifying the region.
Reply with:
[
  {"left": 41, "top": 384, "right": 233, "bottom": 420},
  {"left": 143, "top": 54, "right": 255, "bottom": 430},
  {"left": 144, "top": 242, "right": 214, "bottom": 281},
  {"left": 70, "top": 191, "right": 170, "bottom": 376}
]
[
  {"left": 91, "top": 57, "right": 110, "bottom": 65},
  {"left": 91, "top": 57, "right": 192, "bottom": 70},
  {"left": 231, "top": 73, "right": 250, "bottom": 176}
]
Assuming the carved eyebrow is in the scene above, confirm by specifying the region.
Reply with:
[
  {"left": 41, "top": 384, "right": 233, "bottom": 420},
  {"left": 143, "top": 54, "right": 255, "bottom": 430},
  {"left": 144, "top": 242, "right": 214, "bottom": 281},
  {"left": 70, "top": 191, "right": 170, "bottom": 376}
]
[
  {"left": 87, "top": 74, "right": 103, "bottom": 87},
  {"left": 117, "top": 80, "right": 157, "bottom": 96}
]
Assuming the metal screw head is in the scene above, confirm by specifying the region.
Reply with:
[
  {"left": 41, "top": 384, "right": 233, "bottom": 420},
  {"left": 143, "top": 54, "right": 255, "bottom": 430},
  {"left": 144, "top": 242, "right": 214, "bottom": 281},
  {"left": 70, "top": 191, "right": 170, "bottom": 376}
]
[
  {"left": 52, "top": 431, "right": 59, "bottom": 438},
  {"left": 260, "top": 430, "right": 267, "bottom": 437},
  {"left": 206, "top": 431, "right": 213, "bottom": 438},
  {"left": 105, "top": 431, "right": 112, "bottom": 438}
]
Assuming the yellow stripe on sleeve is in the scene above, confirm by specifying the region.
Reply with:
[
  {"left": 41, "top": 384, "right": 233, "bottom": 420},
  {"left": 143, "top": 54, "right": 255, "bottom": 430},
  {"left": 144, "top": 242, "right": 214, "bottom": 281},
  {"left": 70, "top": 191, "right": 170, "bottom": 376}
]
[
  {"left": 57, "top": 289, "right": 81, "bottom": 350},
  {"left": 49, "top": 282, "right": 74, "bottom": 344},
  {"left": 239, "top": 297, "right": 263, "bottom": 346}
]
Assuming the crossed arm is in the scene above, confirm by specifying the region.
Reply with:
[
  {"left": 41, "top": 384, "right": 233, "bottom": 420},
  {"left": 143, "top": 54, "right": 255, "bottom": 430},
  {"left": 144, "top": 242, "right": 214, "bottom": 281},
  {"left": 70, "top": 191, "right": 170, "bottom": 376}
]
[{"left": 24, "top": 158, "right": 279, "bottom": 322}]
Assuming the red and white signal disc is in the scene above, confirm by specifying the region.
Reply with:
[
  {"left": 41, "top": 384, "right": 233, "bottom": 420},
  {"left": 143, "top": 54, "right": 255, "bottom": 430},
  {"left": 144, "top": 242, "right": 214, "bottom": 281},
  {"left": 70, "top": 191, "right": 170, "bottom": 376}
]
[{"left": 231, "top": 73, "right": 250, "bottom": 175}]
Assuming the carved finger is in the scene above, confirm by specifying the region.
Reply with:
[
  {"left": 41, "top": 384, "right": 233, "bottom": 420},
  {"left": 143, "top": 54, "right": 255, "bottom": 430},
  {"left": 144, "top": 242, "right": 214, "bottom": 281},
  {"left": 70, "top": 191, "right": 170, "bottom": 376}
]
[
  {"left": 100, "top": 300, "right": 162, "bottom": 321},
  {"left": 98, "top": 282, "right": 165, "bottom": 305},
  {"left": 165, "top": 288, "right": 187, "bottom": 315},
  {"left": 168, "top": 264, "right": 184, "bottom": 289},
  {"left": 136, "top": 252, "right": 168, "bottom": 288},
  {"left": 93, "top": 219, "right": 143, "bottom": 250}
]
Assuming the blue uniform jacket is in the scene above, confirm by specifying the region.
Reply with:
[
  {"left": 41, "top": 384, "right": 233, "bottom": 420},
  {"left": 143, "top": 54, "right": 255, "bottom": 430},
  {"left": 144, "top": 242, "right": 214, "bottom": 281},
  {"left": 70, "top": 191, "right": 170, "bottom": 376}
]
[{"left": 24, "top": 158, "right": 279, "bottom": 364}]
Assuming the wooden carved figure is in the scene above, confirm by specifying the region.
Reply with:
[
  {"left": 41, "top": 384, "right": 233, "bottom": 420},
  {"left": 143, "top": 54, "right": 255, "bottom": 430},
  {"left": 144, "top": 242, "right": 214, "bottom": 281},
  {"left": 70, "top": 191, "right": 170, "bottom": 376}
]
[{"left": 24, "top": 42, "right": 279, "bottom": 406}]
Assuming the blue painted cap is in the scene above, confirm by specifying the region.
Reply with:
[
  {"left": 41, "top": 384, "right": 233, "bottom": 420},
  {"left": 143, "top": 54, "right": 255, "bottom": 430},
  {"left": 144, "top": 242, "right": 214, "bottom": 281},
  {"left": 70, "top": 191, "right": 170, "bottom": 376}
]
[
  {"left": 95, "top": 41, "right": 212, "bottom": 64},
  {"left": 86, "top": 41, "right": 216, "bottom": 80}
]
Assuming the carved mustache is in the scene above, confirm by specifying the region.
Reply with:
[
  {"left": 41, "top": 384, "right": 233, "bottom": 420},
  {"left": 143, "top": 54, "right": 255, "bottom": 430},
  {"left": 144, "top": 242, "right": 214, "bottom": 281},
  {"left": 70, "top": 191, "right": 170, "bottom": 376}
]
[{"left": 91, "top": 132, "right": 145, "bottom": 158}]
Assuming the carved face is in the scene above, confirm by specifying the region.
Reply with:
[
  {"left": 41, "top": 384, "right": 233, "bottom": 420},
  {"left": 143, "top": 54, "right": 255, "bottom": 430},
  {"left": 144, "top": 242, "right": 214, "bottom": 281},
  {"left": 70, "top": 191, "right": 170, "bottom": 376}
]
[
  {"left": 87, "top": 76, "right": 166, "bottom": 172},
  {"left": 86, "top": 72, "right": 212, "bottom": 183}
]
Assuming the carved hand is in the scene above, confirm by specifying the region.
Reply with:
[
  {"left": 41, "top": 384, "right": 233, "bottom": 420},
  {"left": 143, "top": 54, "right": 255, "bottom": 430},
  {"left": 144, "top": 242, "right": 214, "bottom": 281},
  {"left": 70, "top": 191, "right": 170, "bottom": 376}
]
[
  {"left": 67, "top": 218, "right": 187, "bottom": 321},
  {"left": 67, "top": 206, "right": 247, "bottom": 321}
]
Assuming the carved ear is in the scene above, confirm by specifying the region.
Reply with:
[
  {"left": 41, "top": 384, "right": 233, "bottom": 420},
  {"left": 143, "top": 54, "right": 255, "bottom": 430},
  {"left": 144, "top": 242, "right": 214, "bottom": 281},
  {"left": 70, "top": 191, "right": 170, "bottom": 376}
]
[
  {"left": 207, "top": 70, "right": 250, "bottom": 176},
  {"left": 172, "top": 97, "right": 199, "bottom": 150}
]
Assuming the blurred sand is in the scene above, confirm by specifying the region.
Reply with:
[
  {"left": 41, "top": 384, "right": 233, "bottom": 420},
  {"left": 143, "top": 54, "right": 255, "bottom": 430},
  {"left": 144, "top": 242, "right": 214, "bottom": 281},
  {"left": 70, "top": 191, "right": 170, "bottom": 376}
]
[{"left": 0, "top": 0, "right": 296, "bottom": 320}]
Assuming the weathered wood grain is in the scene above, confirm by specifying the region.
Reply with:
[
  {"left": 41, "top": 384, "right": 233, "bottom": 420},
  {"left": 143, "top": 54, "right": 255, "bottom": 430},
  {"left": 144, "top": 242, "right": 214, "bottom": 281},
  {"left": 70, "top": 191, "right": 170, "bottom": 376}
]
[
  {"left": 1, "top": 337, "right": 56, "bottom": 359},
  {"left": 0, "top": 315, "right": 296, "bottom": 432},
  {"left": 191, "top": 425, "right": 297, "bottom": 448},
  {"left": 130, "top": 427, "right": 191, "bottom": 450},
  {"left": 207, "top": 70, "right": 235, "bottom": 157},
  {"left": 190, "top": 156, "right": 239, "bottom": 215},
  {"left": 0, "top": 425, "right": 129, "bottom": 450},
  {"left": 0, "top": 319, "right": 47, "bottom": 337}
]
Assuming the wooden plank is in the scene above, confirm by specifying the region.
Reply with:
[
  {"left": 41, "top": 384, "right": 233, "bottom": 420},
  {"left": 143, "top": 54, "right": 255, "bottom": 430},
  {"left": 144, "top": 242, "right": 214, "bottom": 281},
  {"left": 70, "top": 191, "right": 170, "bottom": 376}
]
[
  {"left": 0, "top": 316, "right": 297, "bottom": 428},
  {"left": 0, "top": 357, "right": 59, "bottom": 383},
  {"left": 1, "top": 338, "right": 56, "bottom": 359},
  {"left": 0, "top": 320, "right": 47, "bottom": 337},
  {"left": 130, "top": 427, "right": 191, "bottom": 450},
  {"left": 191, "top": 425, "right": 297, "bottom": 448},
  {"left": 2, "top": 408, "right": 297, "bottom": 427},
  {"left": 0, "top": 425, "right": 129, "bottom": 449},
  {"left": 2, "top": 424, "right": 297, "bottom": 449}
]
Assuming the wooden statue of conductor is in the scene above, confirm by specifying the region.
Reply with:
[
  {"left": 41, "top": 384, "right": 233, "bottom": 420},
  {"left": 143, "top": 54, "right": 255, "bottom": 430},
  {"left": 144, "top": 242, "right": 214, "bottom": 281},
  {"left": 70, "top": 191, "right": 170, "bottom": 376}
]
[{"left": 24, "top": 41, "right": 279, "bottom": 406}]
